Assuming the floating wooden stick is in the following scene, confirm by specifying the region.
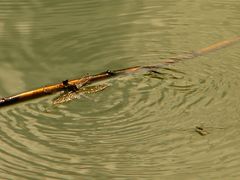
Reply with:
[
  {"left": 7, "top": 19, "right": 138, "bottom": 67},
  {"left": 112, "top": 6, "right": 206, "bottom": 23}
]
[{"left": 0, "top": 36, "right": 239, "bottom": 107}]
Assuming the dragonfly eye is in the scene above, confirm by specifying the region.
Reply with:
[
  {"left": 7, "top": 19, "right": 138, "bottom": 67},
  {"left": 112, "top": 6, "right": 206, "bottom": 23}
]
[
  {"left": 62, "top": 80, "right": 69, "bottom": 86},
  {"left": 62, "top": 80, "right": 78, "bottom": 92}
]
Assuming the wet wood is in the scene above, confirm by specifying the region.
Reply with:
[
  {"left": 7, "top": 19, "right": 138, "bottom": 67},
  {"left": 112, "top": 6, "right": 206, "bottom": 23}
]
[{"left": 0, "top": 36, "right": 239, "bottom": 107}]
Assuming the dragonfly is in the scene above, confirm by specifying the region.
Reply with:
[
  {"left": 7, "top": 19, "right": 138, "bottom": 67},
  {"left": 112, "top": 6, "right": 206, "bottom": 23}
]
[{"left": 52, "top": 80, "right": 108, "bottom": 105}]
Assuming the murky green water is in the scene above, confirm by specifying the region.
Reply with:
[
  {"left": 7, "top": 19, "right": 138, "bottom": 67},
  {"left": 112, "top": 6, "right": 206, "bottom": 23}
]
[{"left": 0, "top": 0, "right": 240, "bottom": 179}]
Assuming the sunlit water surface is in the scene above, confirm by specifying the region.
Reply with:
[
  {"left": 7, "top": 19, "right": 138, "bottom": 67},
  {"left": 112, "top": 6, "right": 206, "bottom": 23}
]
[{"left": 0, "top": 0, "right": 240, "bottom": 179}]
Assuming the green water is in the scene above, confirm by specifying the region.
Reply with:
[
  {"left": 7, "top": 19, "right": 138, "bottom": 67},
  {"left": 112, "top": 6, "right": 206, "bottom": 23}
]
[{"left": 0, "top": 0, "right": 240, "bottom": 179}]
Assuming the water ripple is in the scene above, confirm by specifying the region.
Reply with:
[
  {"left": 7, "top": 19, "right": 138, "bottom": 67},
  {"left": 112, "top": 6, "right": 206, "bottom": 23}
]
[{"left": 1, "top": 0, "right": 240, "bottom": 179}]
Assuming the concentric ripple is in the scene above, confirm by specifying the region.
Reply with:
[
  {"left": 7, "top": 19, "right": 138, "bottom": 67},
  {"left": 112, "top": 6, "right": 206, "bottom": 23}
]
[{"left": 0, "top": 0, "right": 240, "bottom": 179}]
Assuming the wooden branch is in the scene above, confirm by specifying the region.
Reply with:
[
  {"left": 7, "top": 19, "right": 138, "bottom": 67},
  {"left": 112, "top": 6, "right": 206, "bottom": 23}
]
[{"left": 0, "top": 36, "right": 239, "bottom": 107}]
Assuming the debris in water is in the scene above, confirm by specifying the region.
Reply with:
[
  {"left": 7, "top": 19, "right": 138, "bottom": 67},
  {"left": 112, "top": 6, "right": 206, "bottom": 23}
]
[{"left": 195, "top": 126, "right": 209, "bottom": 136}]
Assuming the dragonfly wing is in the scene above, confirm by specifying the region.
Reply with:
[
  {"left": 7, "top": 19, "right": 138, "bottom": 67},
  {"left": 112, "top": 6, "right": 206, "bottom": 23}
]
[
  {"left": 52, "top": 91, "right": 80, "bottom": 105},
  {"left": 79, "top": 84, "right": 108, "bottom": 94},
  {"left": 52, "top": 84, "right": 108, "bottom": 105}
]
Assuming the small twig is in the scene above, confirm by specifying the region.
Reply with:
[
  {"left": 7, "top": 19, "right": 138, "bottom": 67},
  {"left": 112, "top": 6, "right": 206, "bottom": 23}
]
[{"left": 0, "top": 36, "right": 239, "bottom": 107}]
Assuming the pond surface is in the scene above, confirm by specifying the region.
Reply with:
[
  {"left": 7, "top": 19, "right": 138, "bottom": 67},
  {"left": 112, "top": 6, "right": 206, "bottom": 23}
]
[{"left": 0, "top": 0, "right": 240, "bottom": 179}]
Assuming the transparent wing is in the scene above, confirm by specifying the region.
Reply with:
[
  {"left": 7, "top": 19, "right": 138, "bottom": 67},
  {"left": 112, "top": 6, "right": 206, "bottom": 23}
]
[{"left": 52, "top": 84, "right": 108, "bottom": 105}]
